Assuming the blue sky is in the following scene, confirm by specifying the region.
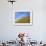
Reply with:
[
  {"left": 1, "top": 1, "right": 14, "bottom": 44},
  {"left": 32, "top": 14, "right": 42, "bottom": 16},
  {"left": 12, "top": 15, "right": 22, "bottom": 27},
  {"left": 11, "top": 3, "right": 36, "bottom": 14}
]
[{"left": 15, "top": 12, "right": 30, "bottom": 19}]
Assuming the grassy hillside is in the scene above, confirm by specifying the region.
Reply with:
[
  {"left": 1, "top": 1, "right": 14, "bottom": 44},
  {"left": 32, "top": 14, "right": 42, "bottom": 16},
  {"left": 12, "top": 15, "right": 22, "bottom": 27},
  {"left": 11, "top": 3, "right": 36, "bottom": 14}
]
[{"left": 15, "top": 16, "right": 30, "bottom": 23}]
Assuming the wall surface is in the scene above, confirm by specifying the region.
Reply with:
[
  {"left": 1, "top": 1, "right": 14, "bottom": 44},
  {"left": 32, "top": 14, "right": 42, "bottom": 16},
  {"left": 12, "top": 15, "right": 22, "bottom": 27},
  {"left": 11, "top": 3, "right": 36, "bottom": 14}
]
[{"left": 0, "top": 0, "right": 46, "bottom": 42}]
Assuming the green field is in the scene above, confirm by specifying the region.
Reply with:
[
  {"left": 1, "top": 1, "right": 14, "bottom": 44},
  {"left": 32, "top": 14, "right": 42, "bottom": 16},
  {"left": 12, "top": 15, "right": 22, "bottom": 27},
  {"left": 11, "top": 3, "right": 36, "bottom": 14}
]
[{"left": 15, "top": 16, "right": 30, "bottom": 23}]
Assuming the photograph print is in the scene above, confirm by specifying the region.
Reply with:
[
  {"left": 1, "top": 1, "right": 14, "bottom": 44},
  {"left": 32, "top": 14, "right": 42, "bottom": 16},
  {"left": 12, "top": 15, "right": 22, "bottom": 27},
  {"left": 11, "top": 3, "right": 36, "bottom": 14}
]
[{"left": 13, "top": 10, "right": 33, "bottom": 26}]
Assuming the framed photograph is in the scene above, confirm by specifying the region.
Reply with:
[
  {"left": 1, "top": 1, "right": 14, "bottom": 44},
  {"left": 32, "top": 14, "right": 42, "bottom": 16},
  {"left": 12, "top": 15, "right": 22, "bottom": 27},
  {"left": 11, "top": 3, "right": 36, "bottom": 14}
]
[{"left": 13, "top": 10, "right": 33, "bottom": 26}]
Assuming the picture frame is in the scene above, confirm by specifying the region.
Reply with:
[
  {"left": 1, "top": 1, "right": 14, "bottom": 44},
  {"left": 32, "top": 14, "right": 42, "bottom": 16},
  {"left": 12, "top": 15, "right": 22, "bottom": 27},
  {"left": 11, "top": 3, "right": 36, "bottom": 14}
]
[{"left": 13, "top": 10, "right": 33, "bottom": 26}]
